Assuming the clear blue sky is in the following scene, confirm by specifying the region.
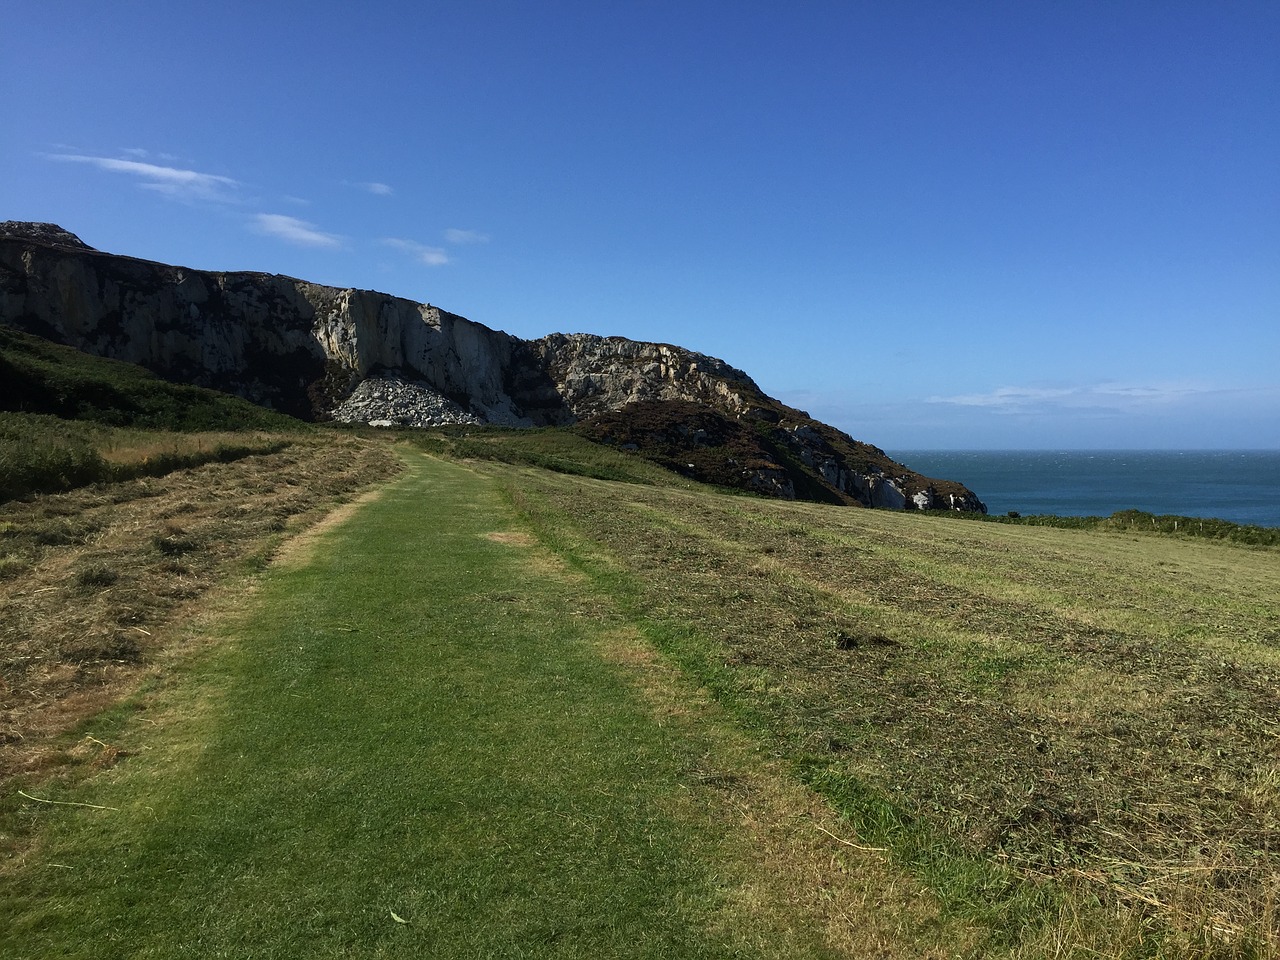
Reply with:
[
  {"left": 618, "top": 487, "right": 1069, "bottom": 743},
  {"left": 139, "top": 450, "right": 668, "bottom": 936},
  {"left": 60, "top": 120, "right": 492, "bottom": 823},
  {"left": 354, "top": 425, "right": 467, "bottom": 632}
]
[{"left": 4, "top": 2, "right": 1277, "bottom": 450}]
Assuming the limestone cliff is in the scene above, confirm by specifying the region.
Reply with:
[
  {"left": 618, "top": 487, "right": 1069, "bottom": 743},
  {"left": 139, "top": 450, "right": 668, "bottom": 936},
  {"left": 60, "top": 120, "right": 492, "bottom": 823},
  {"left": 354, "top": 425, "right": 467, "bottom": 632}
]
[{"left": 0, "top": 222, "right": 985, "bottom": 513}]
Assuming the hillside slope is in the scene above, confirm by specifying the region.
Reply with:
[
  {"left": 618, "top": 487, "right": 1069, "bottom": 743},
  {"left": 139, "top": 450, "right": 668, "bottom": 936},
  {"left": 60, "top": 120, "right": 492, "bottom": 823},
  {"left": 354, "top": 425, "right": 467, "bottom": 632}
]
[{"left": 0, "top": 221, "right": 983, "bottom": 512}]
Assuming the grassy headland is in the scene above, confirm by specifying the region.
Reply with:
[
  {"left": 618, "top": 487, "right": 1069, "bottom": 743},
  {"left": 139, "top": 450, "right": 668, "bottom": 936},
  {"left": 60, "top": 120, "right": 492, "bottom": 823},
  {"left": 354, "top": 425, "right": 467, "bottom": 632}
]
[{"left": 0, "top": 326, "right": 306, "bottom": 502}]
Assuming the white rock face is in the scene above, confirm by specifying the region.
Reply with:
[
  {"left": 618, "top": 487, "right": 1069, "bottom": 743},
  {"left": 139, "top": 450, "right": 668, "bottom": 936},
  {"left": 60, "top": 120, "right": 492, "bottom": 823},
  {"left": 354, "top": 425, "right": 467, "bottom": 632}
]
[
  {"left": 0, "top": 228, "right": 558, "bottom": 422},
  {"left": 848, "top": 474, "right": 907, "bottom": 510}
]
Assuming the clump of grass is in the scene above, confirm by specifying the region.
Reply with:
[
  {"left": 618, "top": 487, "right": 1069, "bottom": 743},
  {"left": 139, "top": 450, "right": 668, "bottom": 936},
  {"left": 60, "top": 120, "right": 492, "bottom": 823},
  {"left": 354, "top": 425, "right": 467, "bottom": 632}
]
[
  {"left": 0, "top": 415, "right": 107, "bottom": 501},
  {"left": 152, "top": 534, "right": 197, "bottom": 556},
  {"left": 73, "top": 564, "right": 118, "bottom": 590}
]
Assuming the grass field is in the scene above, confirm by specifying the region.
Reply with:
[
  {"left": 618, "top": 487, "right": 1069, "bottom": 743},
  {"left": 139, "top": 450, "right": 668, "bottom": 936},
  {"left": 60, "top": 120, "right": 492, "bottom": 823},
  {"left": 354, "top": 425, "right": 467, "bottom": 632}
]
[
  {"left": 2, "top": 424, "right": 1278, "bottom": 958},
  {"left": 482, "top": 450, "right": 1280, "bottom": 957},
  {"left": 0, "top": 452, "right": 963, "bottom": 959}
]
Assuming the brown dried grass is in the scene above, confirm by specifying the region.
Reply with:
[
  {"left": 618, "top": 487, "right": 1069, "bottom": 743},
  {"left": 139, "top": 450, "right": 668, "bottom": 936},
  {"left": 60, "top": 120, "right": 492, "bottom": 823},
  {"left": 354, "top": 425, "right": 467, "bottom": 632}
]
[{"left": 0, "top": 432, "right": 401, "bottom": 786}]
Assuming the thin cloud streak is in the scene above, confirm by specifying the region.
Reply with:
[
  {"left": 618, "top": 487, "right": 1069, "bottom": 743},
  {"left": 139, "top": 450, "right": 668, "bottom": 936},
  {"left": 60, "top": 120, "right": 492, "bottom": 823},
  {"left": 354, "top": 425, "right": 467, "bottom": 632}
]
[
  {"left": 444, "top": 228, "right": 490, "bottom": 245},
  {"left": 360, "top": 182, "right": 394, "bottom": 196},
  {"left": 928, "top": 382, "right": 1209, "bottom": 412},
  {"left": 254, "top": 214, "right": 342, "bottom": 248},
  {"left": 45, "top": 153, "right": 239, "bottom": 201},
  {"left": 383, "top": 238, "right": 450, "bottom": 266}
]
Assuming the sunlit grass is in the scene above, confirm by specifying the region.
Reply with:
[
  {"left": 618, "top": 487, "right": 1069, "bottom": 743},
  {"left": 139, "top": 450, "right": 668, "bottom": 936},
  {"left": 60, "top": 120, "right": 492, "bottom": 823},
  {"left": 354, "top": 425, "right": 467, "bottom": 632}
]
[
  {"left": 0, "top": 412, "right": 294, "bottom": 501},
  {"left": 493, "top": 460, "right": 1280, "bottom": 957},
  {"left": 3, "top": 454, "right": 952, "bottom": 958}
]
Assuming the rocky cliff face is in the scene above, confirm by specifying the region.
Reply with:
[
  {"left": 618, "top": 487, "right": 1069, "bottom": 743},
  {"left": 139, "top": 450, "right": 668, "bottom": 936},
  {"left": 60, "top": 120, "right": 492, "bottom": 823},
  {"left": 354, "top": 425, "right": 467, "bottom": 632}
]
[
  {"left": 0, "top": 222, "right": 985, "bottom": 513},
  {"left": 0, "top": 222, "right": 564, "bottom": 424}
]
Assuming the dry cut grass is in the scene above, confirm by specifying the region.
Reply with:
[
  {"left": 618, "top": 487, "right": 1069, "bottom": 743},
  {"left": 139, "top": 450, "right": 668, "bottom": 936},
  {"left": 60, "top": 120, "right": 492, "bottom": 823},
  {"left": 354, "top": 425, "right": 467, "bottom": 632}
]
[
  {"left": 496, "top": 464, "right": 1280, "bottom": 957},
  {"left": 0, "top": 432, "right": 402, "bottom": 793}
]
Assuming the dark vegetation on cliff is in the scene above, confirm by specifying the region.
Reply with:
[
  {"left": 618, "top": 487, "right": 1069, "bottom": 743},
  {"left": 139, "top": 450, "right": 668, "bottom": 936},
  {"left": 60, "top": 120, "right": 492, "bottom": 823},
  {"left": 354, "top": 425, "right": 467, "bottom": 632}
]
[
  {"left": 0, "top": 327, "right": 301, "bottom": 501},
  {"left": 576, "top": 399, "right": 846, "bottom": 502},
  {"left": 0, "top": 326, "right": 299, "bottom": 433},
  {"left": 576, "top": 398, "right": 985, "bottom": 510}
]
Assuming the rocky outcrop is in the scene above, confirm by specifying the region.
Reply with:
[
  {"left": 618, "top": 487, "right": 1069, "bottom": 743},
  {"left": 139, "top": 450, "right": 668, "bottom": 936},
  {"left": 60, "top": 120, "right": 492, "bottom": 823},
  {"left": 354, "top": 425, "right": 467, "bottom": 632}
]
[
  {"left": 531, "top": 333, "right": 761, "bottom": 418},
  {"left": 0, "top": 222, "right": 564, "bottom": 423},
  {"left": 0, "top": 222, "right": 985, "bottom": 513},
  {"left": 0, "top": 222, "right": 93, "bottom": 250},
  {"left": 576, "top": 398, "right": 985, "bottom": 512}
]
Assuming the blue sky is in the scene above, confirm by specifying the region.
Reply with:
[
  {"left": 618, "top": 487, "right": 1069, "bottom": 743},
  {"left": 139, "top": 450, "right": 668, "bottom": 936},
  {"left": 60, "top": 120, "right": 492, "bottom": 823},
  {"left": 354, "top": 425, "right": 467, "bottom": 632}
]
[{"left": 3, "top": 1, "right": 1277, "bottom": 450}]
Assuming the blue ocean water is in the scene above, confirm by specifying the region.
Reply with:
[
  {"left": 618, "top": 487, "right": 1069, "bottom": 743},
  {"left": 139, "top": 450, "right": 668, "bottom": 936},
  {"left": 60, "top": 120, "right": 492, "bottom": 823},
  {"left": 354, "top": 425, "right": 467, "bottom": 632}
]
[{"left": 893, "top": 450, "right": 1280, "bottom": 528}]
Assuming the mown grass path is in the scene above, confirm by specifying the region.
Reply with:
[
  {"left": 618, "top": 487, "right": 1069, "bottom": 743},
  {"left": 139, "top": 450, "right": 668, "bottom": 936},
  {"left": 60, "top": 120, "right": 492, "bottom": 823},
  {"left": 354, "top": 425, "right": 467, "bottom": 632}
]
[{"left": 3, "top": 453, "right": 908, "bottom": 959}]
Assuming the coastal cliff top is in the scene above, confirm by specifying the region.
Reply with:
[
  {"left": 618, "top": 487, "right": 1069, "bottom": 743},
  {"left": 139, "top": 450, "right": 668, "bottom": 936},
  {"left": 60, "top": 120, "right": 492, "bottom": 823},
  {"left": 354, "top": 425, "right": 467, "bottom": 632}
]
[{"left": 0, "top": 222, "right": 94, "bottom": 250}]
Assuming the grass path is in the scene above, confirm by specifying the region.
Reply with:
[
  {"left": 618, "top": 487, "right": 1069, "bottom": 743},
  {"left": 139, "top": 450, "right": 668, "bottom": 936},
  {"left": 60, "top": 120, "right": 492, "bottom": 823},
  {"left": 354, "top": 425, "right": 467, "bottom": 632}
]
[{"left": 2, "top": 453, "right": 943, "bottom": 958}]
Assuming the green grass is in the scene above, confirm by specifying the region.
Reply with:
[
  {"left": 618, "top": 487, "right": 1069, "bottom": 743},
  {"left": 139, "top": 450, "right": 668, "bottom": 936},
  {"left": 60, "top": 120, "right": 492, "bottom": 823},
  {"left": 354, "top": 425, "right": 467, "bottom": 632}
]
[
  {"left": 410, "top": 424, "right": 703, "bottom": 488},
  {"left": 6, "top": 414, "right": 1279, "bottom": 957},
  {"left": 0, "top": 411, "right": 292, "bottom": 501},
  {"left": 0, "top": 326, "right": 310, "bottom": 501},
  {"left": 2, "top": 453, "right": 903, "bottom": 959},
  {"left": 940, "top": 507, "right": 1280, "bottom": 547},
  {"left": 0, "top": 326, "right": 303, "bottom": 432},
  {"left": 488, "top": 459, "right": 1280, "bottom": 957}
]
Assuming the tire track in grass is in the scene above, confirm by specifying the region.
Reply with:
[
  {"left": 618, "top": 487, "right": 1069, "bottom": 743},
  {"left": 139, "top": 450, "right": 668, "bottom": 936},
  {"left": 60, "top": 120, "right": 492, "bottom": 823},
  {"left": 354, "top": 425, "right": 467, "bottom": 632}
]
[{"left": 1, "top": 453, "right": 954, "bottom": 959}]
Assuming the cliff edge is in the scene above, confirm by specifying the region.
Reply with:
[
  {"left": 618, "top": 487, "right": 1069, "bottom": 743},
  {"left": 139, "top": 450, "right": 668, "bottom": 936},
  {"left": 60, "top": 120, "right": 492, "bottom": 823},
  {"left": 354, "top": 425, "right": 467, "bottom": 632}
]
[{"left": 0, "top": 222, "right": 985, "bottom": 513}]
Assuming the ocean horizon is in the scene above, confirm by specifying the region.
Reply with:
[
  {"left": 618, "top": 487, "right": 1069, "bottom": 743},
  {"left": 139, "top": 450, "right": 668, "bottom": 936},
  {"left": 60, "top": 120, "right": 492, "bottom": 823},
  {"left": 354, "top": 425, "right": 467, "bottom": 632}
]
[{"left": 892, "top": 449, "right": 1280, "bottom": 528}]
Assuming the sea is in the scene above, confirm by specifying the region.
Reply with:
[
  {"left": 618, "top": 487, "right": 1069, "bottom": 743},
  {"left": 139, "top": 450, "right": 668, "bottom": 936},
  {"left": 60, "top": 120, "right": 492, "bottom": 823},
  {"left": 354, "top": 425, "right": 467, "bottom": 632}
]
[{"left": 891, "top": 450, "right": 1280, "bottom": 528}]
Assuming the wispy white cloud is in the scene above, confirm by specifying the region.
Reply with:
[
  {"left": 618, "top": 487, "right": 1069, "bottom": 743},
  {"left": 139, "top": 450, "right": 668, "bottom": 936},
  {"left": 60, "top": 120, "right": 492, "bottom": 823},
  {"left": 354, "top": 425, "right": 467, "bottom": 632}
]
[
  {"left": 118, "top": 147, "right": 182, "bottom": 162},
  {"left": 46, "top": 153, "right": 239, "bottom": 202},
  {"left": 383, "top": 237, "right": 450, "bottom": 266},
  {"left": 444, "top": 227, "right": 490, "bottom": 245},
  {"left": 254, "top": 214, "right": 342, "bottom": 248},
  {"left": 927, "top": 381, "right": 1209, "bottom": 413}
]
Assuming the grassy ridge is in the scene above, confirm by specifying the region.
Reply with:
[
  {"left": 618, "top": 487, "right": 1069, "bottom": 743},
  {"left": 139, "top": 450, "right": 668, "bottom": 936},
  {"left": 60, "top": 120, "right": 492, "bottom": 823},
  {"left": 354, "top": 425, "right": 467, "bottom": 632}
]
[
  {"left": 413, "top": 424, "right": 702, "bottom": 488},
  {"left": 943, "top": 507, "right": 1280, "bottom": 547},
  {"left": 0, "top": 412, "right": 291, "bottom": 502}
]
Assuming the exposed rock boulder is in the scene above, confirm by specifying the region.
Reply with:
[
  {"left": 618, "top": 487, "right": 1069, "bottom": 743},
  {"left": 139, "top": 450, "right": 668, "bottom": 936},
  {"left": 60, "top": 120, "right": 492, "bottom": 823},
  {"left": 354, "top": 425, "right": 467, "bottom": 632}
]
[{"left": 0, "top": 222, "right": 986, "bottom": 513}]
